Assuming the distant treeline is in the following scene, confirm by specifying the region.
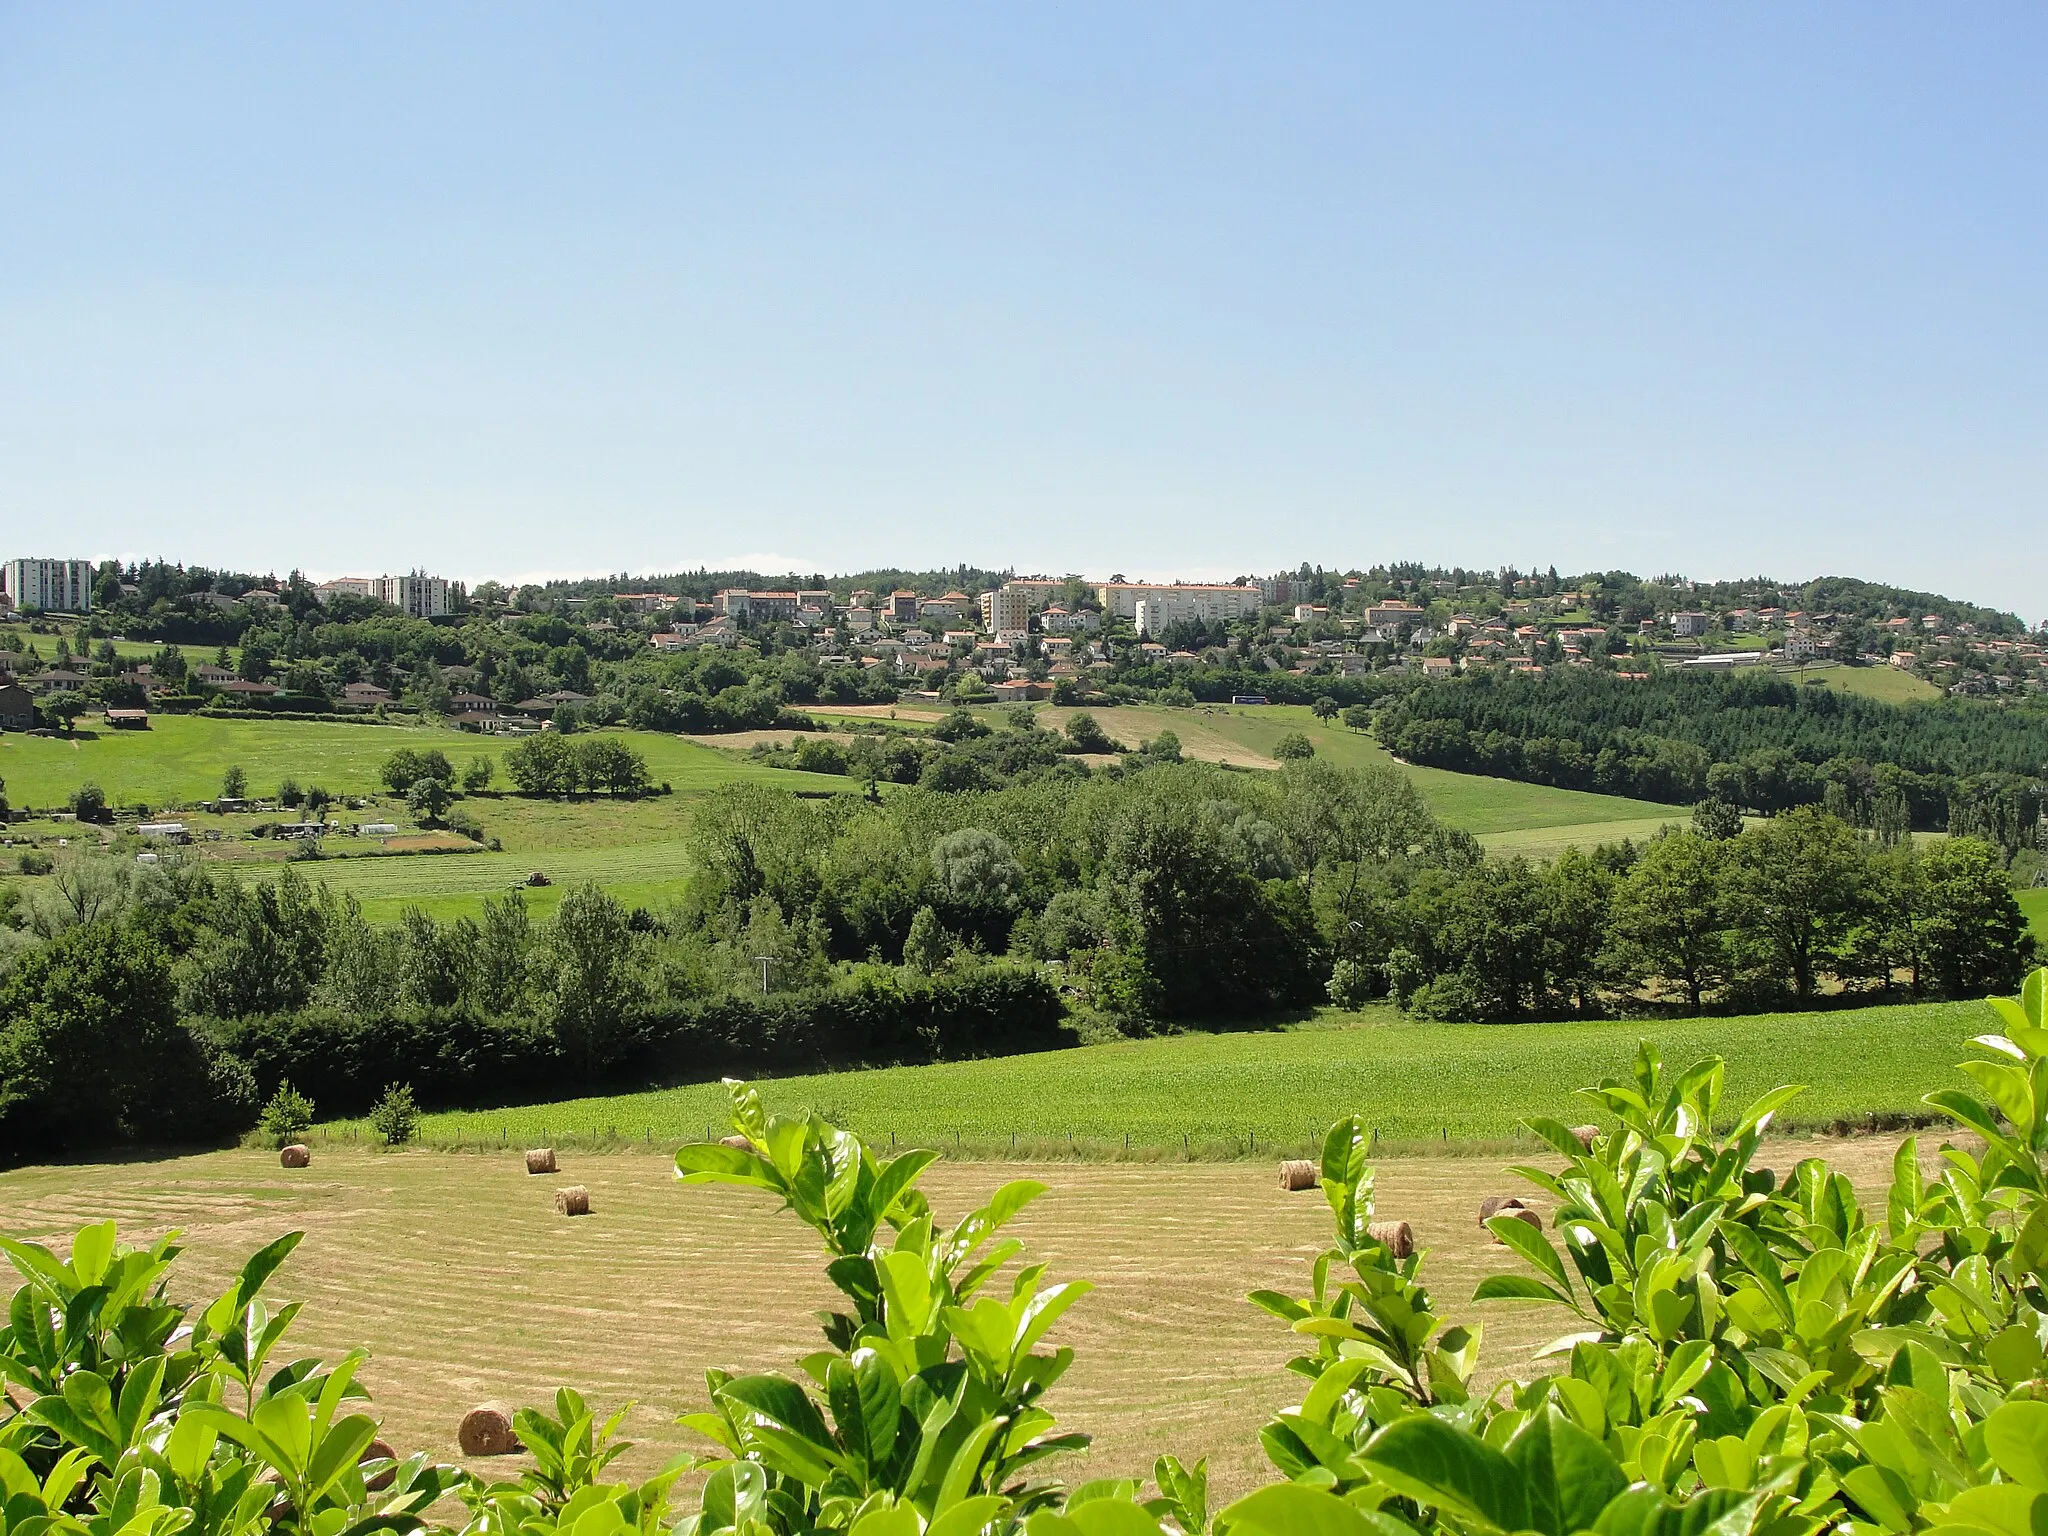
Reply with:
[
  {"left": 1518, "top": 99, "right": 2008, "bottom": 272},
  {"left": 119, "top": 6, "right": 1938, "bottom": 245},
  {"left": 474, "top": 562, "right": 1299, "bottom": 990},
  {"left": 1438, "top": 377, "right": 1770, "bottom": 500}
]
[{"left": 1372, "top": 669, "right": 2048, "bottom": 829}]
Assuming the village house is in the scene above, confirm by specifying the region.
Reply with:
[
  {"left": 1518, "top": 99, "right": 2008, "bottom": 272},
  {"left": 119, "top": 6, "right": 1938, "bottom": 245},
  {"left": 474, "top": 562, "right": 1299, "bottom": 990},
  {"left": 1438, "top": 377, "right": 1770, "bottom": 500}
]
[{"left": 0, "top": 683, "right": 34, "bottom": 730}]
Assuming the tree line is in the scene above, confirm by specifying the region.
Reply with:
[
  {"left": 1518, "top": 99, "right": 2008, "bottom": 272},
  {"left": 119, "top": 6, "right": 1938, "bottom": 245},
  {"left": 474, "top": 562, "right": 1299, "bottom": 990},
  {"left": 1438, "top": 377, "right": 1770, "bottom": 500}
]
[
  {"left": 1372, "top": 667, "right": 2048, "bottom": 829},
  {"left": 1, "top": 754, "right": 2033, "bottom": 1155}
]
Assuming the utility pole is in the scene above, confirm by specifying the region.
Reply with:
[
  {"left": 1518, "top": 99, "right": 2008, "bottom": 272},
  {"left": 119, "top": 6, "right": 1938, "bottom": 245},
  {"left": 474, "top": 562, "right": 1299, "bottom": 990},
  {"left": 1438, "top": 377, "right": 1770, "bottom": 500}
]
[{"left": 751, "top": 955, "right": 775, "bottom": 994}]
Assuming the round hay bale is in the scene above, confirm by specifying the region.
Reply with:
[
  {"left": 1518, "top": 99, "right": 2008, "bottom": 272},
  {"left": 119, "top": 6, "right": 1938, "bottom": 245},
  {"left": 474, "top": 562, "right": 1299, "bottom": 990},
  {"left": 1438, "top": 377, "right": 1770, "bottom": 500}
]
[
  {"left": 1478, "top": 1194, "right": 1528, "bottom": 1224},
  {"left": 361, "top": 1439, "right": 397, "bottom": 1490},
  {"left": 457, "top": 1407, "right": 520, "bottom": 1457},
  {"left": 1568, "top": 1125, "right": 1600, "bottom": 1152},
  {"left": 554, "top": 1185, "right": 591, "bottom": 1217},
  {"left": 524, "top": 1147, "right": 557, "bottom": 1175},
  {"left": 718, "top": 1134, "right": 755, "bottom": 1153},
  {"left": 279, "top": 1144, "right": 311, "bottom": 1168},
  {"left": 1489, "top": 1206, "right": 1544, "bottom": 1242},
  {"left": 1368, "top": 1220, "right": 1415, "bottom": 1259},
  {"left": 1277, "top": 1159, "right": 1319, "bottom": 1192}
]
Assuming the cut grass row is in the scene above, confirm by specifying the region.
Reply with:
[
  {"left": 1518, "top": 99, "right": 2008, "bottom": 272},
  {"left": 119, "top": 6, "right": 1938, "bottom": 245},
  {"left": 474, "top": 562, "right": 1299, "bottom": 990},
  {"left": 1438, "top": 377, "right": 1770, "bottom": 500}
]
[{"left": 362, "top": 998, "right": 1994, "bottom": 1154}]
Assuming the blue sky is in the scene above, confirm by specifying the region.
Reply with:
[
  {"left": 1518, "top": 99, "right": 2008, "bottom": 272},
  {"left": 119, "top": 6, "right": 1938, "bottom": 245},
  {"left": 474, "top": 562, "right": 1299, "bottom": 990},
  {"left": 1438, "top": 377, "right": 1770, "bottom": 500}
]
[{"left": 2, "top": 5, "right": 2042, "bottom": 617}]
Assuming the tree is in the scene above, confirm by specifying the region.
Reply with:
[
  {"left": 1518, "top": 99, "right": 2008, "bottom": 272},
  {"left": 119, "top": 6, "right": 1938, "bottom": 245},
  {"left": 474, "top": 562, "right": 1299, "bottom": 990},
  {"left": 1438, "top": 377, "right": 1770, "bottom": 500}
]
[
  {"left": 380, "top": 748, "right": 454, "bottom": 795},
  {"left": 0, "top": 920, "right": 252, "bottom": 1150},
  {"left": 1312, "top": 696, "right": 1340, "bottom": 721},
  {"left": 1691, "top": 797, "right": 1742, "bottom": 840},
  {"left": 462, "top": 755, "right": 496, "bottom": 793},
  {"left": 1917, "top": 837, "right": 2037, "bottom": 997},
  {"left": 1062, "top": 713, "right": 1116, "bottom": 754},
  {"left": 468, "top": 891, "right": 532, "bottom": 1015},
  {"left": 1272, "top": 733, "right": 1315, "bottom": 762},
  {"left": 539, "top": 883, "right": 639, "bottom": 1075},
  {"left": 903, "top": 906, "right": 950, "bottom": 975},
  {"left": 575, "top": 737, "right": 651, "bottom": 797},
  {"left": 504, "top": 733, "right": 581, "bottom": 796},
  {"left": 1541, "top": 848, "right": 1613, "bottom": 1014},
  {"left": 1340, "top": 705, "right": 1372, "bottom": 732},
  {"left": 1729, "top": 809, "right": 1864, "bottom": 998},
  {"left": 929, "top": 828, "right": 1025, "bottom": 948},
  {"left": 39, "top": 692, "right": 85, "bottom": 733},
  {"left": 221, "top": 764, "right": 248, "bottom": 800},
  {"left": 395, "top": 908, "right": 466, "bottom": 1010},
  {"left": 1610, "top": 831, "right": 1727, "bottom": 1012},
  {"left": 68, "top": 782, "right": 108, "bottom": 823},
  {"left": 406, "top": 776, "right": 452, "bottom": 823},
  {"left": 1140, "top": 729, "right": 1182, "bottom": 763}
]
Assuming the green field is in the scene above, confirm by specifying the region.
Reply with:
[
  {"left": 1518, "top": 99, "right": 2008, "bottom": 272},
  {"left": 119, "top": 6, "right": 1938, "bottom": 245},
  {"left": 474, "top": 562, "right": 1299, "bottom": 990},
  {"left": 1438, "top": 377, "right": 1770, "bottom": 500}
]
[
  {"left": 1784, "top": 661, "right": 1942, "bottom": 704},
  {"left": 0, "top": 716, "right": 857, "bottom": 920},
  {"left": 2022, "top": 887, "right": 2048, "bottom": 947},
  {"left": 0, "top": 714, "right": 850, "bottom": 810},
  {"left": 378, "top": 998, "right": 1992, "bottom": 1153}
]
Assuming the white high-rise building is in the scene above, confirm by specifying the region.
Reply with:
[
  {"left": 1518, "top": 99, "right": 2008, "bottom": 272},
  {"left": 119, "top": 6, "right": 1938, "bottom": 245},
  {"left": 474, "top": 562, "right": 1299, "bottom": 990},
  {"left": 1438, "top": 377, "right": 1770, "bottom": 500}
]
[
  {"left": 371, "top": 573, "right": 452, "bottom": 617},
  {"left": 1098, "top": 581, "right": 1260, "bottom": 623},
  {"left": 979, "top": 585, "right": 1033, "bottom": 635},
  {"left": 2, "top": 558, "right": 94, "bottom": 613}
]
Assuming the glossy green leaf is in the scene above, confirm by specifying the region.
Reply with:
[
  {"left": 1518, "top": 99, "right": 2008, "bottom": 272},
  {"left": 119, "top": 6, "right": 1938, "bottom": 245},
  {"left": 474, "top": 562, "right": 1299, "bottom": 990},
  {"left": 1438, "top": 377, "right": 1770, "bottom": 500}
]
[
  {"left": 1362, "top": 1414, "right": 1531, "bottom": 1534},
  {"left": 1986, "top": 1401, "right": 2048, "bottom": 1491}
]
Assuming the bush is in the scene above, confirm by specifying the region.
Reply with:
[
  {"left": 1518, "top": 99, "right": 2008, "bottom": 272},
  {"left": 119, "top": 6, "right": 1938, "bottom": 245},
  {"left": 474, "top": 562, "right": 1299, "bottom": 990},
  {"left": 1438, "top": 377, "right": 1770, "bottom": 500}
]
[
  {"left": 1062, "top": 712, "right": 1116, "bottom": 753},
  {"left": 17, "top": 849, "right": 52, "bottom": 876},
  {"left": 1326, "top": 955, "right": 1375, "bottom": 1008},
  {"left": 68, "top": 781, "right": 108, "bottom": 822},
  {"left": 369, "top": 1082, "right": 419, "bottom": 1145},
  {"left": 1272, "top": 731, "right": 1316, "bottom": 761},
  {"left": 257, "top": 1080, "right": 314, "bottom": 1146},
  {"left": 1404, "top": 968, "right": 1482, "bottom": 1020},
  {"left": 647, "top": 964, "right": 1066, "bottom": 1073}
]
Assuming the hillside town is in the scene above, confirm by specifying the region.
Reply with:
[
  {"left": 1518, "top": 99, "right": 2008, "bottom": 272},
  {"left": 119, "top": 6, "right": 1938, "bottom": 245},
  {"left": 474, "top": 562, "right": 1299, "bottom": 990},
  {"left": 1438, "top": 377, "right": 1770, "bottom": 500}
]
[{"left": 1, "top": 555, "right": 2045, "bottom": 732}]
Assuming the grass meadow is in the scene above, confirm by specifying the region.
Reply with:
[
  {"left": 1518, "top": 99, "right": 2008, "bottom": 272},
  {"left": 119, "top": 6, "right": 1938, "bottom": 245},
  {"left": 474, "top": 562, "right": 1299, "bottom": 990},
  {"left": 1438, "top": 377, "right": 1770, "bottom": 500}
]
[
  {"left": 2021, "top": 886, "right": 2048, "bottom": 946},
  {"left": 367, "top": 997, "right": 1993, "bottom": 1156},
  {"left": 1785, "top": 661, "right": 1943, "bottom": 704}
]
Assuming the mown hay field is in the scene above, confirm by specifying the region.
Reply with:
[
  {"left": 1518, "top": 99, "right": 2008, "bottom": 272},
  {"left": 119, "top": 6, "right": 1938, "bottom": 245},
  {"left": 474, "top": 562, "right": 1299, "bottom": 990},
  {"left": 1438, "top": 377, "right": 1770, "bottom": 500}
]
[
  {"left": 0, "top": 1137, "right": 1916, "bottom": 1498},
  {"left": 388, "top": 999, "right": 1991, "bottom": 1154}
]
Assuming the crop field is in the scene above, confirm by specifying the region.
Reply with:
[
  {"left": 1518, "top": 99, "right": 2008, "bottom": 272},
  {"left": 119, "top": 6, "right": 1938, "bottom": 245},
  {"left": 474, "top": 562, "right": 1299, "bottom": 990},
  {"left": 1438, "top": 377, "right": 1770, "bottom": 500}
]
[
  {"left": 0, "top": 1134, "right": 1915, "bottom": 1496},
  {"left": 381, "top": 998, "right": 1991, "bottom": 1154}
]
